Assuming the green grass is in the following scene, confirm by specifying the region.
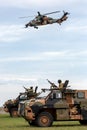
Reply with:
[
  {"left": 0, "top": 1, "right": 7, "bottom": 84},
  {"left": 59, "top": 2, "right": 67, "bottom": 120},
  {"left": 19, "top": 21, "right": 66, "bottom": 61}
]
[{"left": 0, "top": 114, "right": 87, "bottom": 130}]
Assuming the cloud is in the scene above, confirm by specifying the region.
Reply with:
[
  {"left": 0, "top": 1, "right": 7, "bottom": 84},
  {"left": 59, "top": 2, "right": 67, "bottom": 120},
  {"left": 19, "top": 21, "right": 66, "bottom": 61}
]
[
  {"left": 0, "top": 50, "right": 87, "bottom": 63},
  {"left": 0, "top": 57, "right": 39, "bottom": 62},
  {"left": 0, "top": 0, "right": 69, "bottom": 8},
  {"left": 0, "top": 24, "right": 27, "bottom": 42},
  {"left": 0, "top": 74, "right": 38, "bottom": 87},
  {"left": 65, "top": 25, "right": 87, "bottom": 33},
  {"left": 69, "top": 79, "right": 87, "bottom": 90},
  {"left": 0, "top": 75, "right": 37, "bottom": 82},
  {"left": 0, "top": 0, "right": 86, "bottom": 9},
  {"left": 44, "top": 51, "right": 67, "bottom": 56},
  {"left": 0, "top": 50, "right": 67, "bottom": 62}
]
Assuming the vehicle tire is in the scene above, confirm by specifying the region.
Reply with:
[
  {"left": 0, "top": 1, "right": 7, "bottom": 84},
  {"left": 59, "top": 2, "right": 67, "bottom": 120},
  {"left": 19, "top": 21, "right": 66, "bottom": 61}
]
[
  {"left": 36, "top": 112, "right": 53, "bottom": 127},
  {"left": 10, "top": 108, "right": 18, "bottom": 117},
  {"left": 79, "top": 120, "right": 87, "bottom": 125}
]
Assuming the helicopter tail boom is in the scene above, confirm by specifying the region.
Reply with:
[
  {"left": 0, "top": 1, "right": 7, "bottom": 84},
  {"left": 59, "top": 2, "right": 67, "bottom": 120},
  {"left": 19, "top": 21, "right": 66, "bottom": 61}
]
[{"left": 57, "top": 11, "right": 69, "bottom": 25}]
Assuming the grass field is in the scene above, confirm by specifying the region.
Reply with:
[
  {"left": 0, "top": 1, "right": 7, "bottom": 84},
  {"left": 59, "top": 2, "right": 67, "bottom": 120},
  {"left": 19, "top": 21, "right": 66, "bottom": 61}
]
[{"left": 0, "top": 114, "right": 87, "bottom": 130}]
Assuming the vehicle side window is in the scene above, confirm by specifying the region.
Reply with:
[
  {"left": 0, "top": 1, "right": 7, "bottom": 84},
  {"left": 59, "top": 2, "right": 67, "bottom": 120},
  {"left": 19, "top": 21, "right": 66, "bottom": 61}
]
[
  {"left": 20, "top": 95, "right": 27, "bottom": 100},
  {"left": 56, "top": 92, "right": 62, "bottom": 99},
  {"left": 50, "top": 91, "right": 62, "bottom": 99},
  {"left": 77, "top": 92, "right": 85, "bottom": 99}
]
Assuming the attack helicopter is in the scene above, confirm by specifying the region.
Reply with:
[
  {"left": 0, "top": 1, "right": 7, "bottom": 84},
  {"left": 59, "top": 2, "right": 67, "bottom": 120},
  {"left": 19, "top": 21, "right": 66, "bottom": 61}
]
[{"left": 24, "top": 11, "right": 69, "bottom": 29}]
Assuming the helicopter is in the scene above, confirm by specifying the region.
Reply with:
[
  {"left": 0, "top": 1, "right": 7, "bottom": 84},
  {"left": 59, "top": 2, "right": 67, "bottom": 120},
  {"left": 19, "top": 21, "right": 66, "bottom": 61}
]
[{"left": 24, "top": 11, "right": 69, "bottom": 29}]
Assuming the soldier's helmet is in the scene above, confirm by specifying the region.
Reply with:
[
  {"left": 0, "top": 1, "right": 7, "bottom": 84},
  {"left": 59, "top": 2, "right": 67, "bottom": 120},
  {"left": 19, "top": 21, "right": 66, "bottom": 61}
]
[
  {"left": 30, "top": 86, "right": 33, "bottom": 89},
  {"left": 58, "top": 79, "right": 62, "bottom": 84}
]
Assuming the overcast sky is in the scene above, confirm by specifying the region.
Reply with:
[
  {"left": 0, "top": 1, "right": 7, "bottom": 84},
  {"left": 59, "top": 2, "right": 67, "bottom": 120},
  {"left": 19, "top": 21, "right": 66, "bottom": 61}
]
[{"left": 0, "top": 0, "right": 87, "bottom": 106}]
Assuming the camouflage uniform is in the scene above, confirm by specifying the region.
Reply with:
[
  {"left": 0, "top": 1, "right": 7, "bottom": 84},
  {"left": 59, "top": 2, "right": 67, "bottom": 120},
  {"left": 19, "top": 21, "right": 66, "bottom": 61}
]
[{"left": 58, "top": 80, "right": 64, "bottom": 89}]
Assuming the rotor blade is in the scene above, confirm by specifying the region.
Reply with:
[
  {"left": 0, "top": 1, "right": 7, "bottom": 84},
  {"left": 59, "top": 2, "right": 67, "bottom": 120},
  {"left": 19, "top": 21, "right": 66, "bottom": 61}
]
[
  {"left": 63, "top": 10, "right": 70, "bottom": 15},
  {"left": 43, "top": 11, "right": 60, "bottom": 15},
  {"left": 19, "top": 15, "right": 35, "bottom": 19}
]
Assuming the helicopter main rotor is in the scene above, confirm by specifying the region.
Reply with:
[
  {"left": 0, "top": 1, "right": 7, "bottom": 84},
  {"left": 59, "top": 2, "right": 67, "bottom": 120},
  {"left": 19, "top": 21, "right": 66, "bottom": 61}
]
[{"left": 19, "top": 10, "right": 60, "bottom": 19}]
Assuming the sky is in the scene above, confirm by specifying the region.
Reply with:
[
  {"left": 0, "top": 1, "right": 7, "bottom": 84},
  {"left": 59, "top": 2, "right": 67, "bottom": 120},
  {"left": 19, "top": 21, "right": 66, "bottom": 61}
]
[{"left": 0, "top": 0, "right": 87, "bottom": 106}]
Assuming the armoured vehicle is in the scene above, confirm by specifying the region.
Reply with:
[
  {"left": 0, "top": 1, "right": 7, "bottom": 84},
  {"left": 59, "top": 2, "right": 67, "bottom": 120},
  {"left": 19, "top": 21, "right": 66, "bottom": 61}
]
[
  {"left": 18, "top": 80, "right": 87, "bottom": 127},
  {"left": 3, "top": 86, "right": 39, "bottom": 117}
]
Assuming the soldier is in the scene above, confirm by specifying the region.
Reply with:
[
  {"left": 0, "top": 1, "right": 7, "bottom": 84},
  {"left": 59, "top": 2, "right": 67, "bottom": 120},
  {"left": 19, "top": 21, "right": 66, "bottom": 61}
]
[
  {"left": 58, "top": 79, "right": 64, "bottom": 89},
  {"left": 27, "top": 86, "right": 33, "bottom": 93}
]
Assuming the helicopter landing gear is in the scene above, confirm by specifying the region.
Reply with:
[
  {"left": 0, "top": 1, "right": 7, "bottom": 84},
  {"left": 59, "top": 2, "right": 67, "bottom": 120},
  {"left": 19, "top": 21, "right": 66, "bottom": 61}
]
[{"left": 34, "top": 26, "right": 38, "bottom": 29}]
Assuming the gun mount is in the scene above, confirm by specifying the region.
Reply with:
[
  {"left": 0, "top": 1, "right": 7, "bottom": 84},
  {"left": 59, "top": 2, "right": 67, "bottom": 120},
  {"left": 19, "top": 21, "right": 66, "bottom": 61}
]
[{"left": 47, "top": 79, "right": 57, "bottom": 88}]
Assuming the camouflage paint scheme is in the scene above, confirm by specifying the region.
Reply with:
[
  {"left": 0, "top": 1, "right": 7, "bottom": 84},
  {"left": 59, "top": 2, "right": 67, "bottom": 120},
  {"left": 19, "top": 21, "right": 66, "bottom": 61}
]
[
  {"left": 3, "top": 86, "right": 39, "bottom": 117},
  {"left": 25, "top": 11, "right": 69, "bottom": 29},
  {"left": 19, "top": 87, "right": 87, "bottom": 127}
]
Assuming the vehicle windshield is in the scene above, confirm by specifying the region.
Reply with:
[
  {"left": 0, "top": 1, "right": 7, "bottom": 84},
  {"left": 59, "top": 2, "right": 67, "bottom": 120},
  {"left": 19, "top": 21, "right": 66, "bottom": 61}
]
[
  {"left": 19, "top": 94, "right": 27, "bottom": 100},
  {"left": 37, "top": 90, "right": 51, "bottom": 99}
]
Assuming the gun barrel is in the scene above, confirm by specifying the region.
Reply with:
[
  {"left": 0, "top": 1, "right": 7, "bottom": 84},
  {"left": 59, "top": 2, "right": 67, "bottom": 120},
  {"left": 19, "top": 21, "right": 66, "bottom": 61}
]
[
  {"left": 23, "top": 86, "right": 28, "bottom": 91},
  {"left": 47, "top": 79, "right": 57, "bottom": 88},
  {"left": 47, "top": 79, "right": 52, "bottom": 84}
]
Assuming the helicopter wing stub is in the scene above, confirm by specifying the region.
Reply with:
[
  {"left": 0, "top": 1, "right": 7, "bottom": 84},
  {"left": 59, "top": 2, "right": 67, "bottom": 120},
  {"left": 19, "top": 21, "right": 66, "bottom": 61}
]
[{"left": 25, "top": 22, "right": 39, "bottom": 29}]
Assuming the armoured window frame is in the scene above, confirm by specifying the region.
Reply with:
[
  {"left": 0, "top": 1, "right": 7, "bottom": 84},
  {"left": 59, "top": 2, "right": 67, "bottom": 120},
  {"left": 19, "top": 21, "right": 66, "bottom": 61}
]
[
  {"left": 77, "top": 92, "right": 85, "bottom": 99},
  {"left": 50, "top": 90, "right": 62, "bottom": 99}
]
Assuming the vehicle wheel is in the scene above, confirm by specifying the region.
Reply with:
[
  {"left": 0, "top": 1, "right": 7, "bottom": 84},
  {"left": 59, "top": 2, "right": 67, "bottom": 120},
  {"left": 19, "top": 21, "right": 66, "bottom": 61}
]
[
  {"left": 36, "top": 112, "right": 53, "bottom": 127},
  {"left": 79, "top": 120, "right": 87, "bottom": 125},
  {"left": 10, "top": 108, "right": 18, "bottom": 117}
]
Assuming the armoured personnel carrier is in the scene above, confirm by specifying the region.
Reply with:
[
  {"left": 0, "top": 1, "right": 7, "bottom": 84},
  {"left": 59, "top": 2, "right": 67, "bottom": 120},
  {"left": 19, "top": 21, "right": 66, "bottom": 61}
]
[
  {"left": 3, "top": 86, "right": 39, "bottom": 117},
  {"left": 18, "top": 80, "right": 87, "bottom": 127}
]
